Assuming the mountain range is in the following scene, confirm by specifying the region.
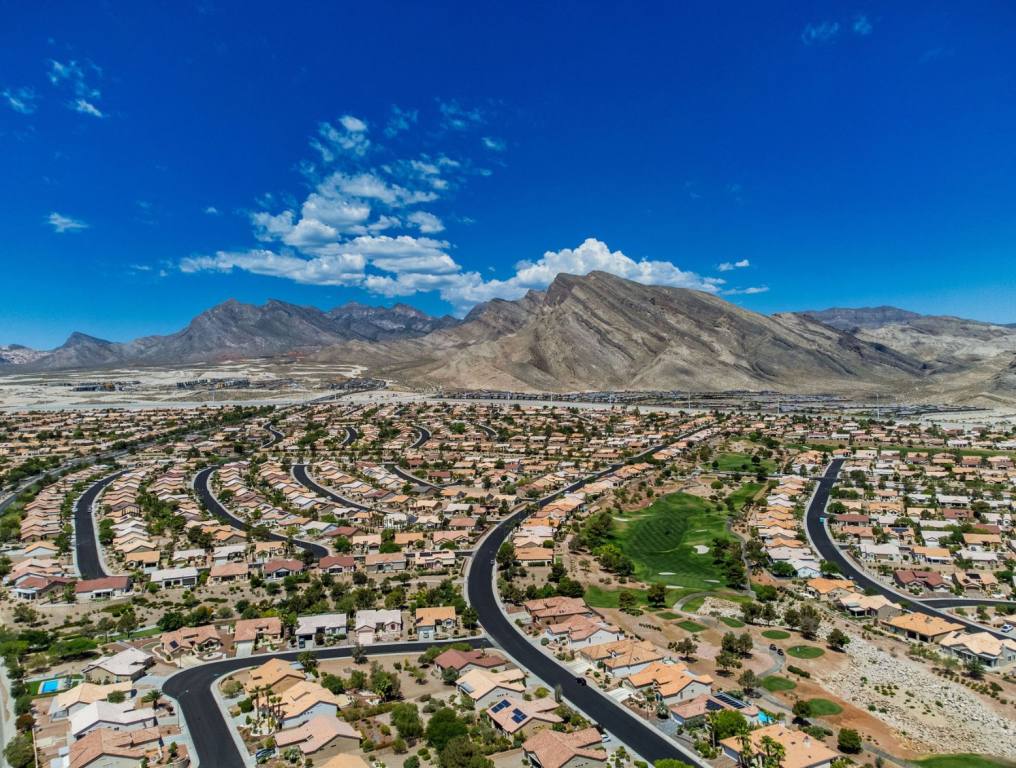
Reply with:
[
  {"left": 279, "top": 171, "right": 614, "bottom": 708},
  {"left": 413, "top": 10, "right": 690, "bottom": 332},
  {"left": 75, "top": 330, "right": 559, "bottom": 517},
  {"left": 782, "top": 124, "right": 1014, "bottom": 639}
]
[
  {"left": 4, "top": 272, "right": 1015, "bottom": 402},
  {"left": 4, "top": 301, "right": 456, "bottom": 370}
]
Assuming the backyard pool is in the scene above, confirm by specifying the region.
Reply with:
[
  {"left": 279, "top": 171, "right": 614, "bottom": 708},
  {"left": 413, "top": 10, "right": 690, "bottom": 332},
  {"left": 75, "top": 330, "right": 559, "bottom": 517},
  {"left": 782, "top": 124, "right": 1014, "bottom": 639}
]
[{"left": 39, "top": 679, "right": 61, "bottom": 694}]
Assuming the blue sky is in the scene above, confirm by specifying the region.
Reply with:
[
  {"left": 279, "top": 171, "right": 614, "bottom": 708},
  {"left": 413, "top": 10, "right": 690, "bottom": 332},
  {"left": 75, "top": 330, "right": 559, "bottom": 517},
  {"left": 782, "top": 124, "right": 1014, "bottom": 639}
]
[{"left": 2, "top": 2, "right": 1015, "bottom": 348}]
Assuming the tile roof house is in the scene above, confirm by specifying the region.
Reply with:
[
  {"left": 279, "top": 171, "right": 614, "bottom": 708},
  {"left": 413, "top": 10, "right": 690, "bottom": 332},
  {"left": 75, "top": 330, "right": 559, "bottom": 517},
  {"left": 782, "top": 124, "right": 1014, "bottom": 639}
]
[
  {"left": 720, "top": 724, "right": 837, "bottom": 768},
  {"left": 82, "top": 647, "right": 153, "bottom": 683},
  {"left": 522, "top": 726, "right": 607, "bottom": 768},
  {"left": 485, "top": 696, "right": 562, "bottom": 736},
  {"left": 274, "top": 713, "right": 361, "bottom": 758}
]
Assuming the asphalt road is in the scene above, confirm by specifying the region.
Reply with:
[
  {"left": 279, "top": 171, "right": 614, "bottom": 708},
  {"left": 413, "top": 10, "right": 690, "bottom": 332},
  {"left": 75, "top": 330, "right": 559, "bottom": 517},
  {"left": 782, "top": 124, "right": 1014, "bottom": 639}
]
[
  {"left": 804, "top": 458, "right": 1011, "bottom": 639},
  {"left": 74, "top": 470, "right": 128, "bottom": 579},
  {"left": 262, "top": 424, "right": 284, "bottom": 449},
  {"left": 193, "top": 466, "right": 329, "bottom": 559},
  {"left": 341, "top": 426, "right": 358, "bottom": 446},
  {"left": 292, "top": 463, "right": 372, "bottom": 511},
  {"left": 386, "top": 462, "right": 445, "bottom": 490},
  {"left": 164, "top": 638, "right": 491, "bottom": 768},
  {"left": 474, "top": 422, "right": 498, "bottom": 439},
  {"left": 466, "top": 426, "right": 712, "bottom": 767},
  {"left": 410, "top": 424, "right": 431, "bottom": 449}
]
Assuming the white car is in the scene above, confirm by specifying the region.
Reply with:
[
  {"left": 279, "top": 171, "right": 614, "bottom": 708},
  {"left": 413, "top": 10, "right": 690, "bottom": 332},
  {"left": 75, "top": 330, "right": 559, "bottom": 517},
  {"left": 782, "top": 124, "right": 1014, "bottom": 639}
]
[{"left": 1001, "top": 624, "right": 1014, "bottom": 634}]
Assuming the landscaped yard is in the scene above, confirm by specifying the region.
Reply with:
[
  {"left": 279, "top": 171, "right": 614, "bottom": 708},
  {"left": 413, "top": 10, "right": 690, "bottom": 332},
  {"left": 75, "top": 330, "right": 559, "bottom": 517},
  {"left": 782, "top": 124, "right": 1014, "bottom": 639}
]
[
  {"left": 676, "top": 619, "right": 707, "bottom": 633},
  {"left": 762, "top": 629, "right": 791, "bottom": 640},
  {"left": 761, "top": 675, "right": 796, "bottom": 692},
  {"left": 656, "top": 611, "right": 680, "bottom": 620},
  {"left": 787, "top": 645, "right": 825, "bottom": 659},
  {"left": 610, "top": 490, "right": 736, "bottom": 590},
  {"left": 719, "top": 616, "right": 745, "bottom": 628},
  {"left": 805, "top": 698, "right": 843, "bottom": 716}
]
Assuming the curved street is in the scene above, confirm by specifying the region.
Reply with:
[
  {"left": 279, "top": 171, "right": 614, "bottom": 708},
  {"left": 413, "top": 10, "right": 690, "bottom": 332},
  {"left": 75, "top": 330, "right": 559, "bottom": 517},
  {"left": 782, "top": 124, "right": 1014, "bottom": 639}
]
[
  {"left": 73, "top": 469, "right": 127, "bottom": 579},
  {"left": 410, "top": 424, "right": 431, "bottom": 449},
  {"left": 292, "top": 463, "right": 372, "bottom": 511},
  {"left": 193, "top": 466, "right": 329, "bottom": 559},
  {"left": 804, "top": 459, "right": 1011, "bottom": 639},
  {"left": 163, "top": 638, "right": 491, "bottom": 768},
  {"left": 466, "top": 427, "right": 713, "bottom": 768}
]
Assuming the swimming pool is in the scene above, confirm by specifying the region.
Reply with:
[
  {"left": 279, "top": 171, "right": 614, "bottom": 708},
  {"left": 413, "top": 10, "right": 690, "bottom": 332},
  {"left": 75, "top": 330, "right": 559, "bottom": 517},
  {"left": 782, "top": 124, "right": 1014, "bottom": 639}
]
[{"left": 39, "top": 679, "right": 61, "bottom": 694}]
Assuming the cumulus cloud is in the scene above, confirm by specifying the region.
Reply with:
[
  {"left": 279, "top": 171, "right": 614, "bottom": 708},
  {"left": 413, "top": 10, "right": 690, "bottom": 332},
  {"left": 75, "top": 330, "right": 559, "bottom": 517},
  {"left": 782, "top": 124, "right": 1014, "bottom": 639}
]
[
  {"left": 183, "top": 106, "right": 726, "bottom": 314},
  {"left": 48, "top": 212, "right": 89, "bottom": 233},
  {"left": 482, "top": 136, "right": 505, "bottom": 152},
  {"left": 717, "top": 259, "right": 750, "bottom": 272},
  {"left": 204, "top": 206, "right": 220, "bottom": 215},
  {"left": 384, "top": 105, "right": 418, "bottom": 137},
  {"left": 801, "top": 21, "right": 840, "bottom": 45},
  {"left": 408, "top": 211, "right": 444, "bottom": 233},
  {"left": 852, "top": 14, "right": 873, "bottom": 35},
  {"left": 3, "top": 87, "right": 37, "bottom": 114}
]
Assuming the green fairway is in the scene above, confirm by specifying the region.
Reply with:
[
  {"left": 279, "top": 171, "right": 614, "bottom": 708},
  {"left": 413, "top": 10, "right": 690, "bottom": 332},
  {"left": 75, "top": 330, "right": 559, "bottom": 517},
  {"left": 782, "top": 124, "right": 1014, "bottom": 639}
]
[
  {"left": 719, "top": 616, "right": 745, "bottom": 628},
  {"left": 677, "top": 620, "right": 707, "bottom": 633},
  {"left": 805, "top": 699, "right": 843, "bottom": 716},
  {"left": 761, "top": 676, "right": 796, "bottom": 692},
  {"left": 611, "top": 491, "right": 734, "bottom": 590},
  {"left": 657, "top": 611, "right": 680, "bottom": 620},
  {"left": 714, "top": 453, "right": 776, "bottom": 473},
  {"left": 762, "top": 629, "right": 791, "bottom": 640},
  {"left": 915, "top": 757, "right": 1016, "bottom": 768},
  {"left": 787, "top": 645, "right": 824, "bottom": 659},
  {"left": 584, "top": 585, "right": 648, "bottom": 609},
  {"left": 727, "top": 482, "right": 764, "bottom": 511}
]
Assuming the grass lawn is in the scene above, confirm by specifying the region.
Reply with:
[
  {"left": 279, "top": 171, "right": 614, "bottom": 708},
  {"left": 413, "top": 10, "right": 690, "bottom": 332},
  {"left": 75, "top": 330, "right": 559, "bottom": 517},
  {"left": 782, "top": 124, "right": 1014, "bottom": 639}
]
[
  {"left": 761, "top": 676, "right": 796, "bottom": 692},
  {"left": 714, "top": 453, "right": 776, "bottom": 473},
  {"left": 677, "top": 620, "right": 707, "bottom": 633},
  {"left": 719, "top": 616, "right": 745, "bottom": 628},
  {"left": 787, "top": 645, "right": 825, "bottom": 659},
  {"left": 611, "top": 491, "right": 734, "bottom": 591},
  {"left": 657, "top": 611, "right": 680, "bottom": 620},
  {"left": 762, "top": 629, "right": 791, "bottom": 640},
  {"left": 727, "top": 482, "right": 764, "bottom": 511},
  {"left": 806, "top": 699, "right": 843, "bottom": 716},
  {"left": 916, "top": 757, "right": 1016, "bottom": 768},
  {"left": 585, "top": 585, "right": 648, "bottom": 609}
]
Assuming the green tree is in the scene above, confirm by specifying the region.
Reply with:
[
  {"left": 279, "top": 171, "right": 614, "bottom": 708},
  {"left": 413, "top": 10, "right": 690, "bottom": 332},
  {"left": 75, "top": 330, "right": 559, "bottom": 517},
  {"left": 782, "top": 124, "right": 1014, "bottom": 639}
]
[
  {"left": 647, "top": 582, "right": 667, "bottom": 608},
  {"left": 837, "top": 728, "right": 862, "bottom": 754},
  {"left": 425, "top": 708, "right": 468, "bottom": 751},
  {"left": 827, "top": 628, "right": 850, "bottom": 651},
  {"left": 4, "top": 733, "right": 35, "bottom": 768},
  {"left": 708, "top": 709, "right": 748, "bottom": 741},
  {"left": 439, "top": 736, "right": 494, "bottom": 768},
  {"left": 391, "top": 702, "right": 424, "bottom": 741}
]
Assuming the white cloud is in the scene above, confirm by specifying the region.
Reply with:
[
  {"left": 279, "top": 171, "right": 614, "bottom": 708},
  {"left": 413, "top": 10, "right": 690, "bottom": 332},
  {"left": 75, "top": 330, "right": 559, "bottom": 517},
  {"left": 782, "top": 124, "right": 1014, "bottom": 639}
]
[
  {"left": 723, "top": 285, "right": 769, "bottom": 296},
  {"left": 384, "top": 105, "right": 418, "bottom": 137},
  {"left": 48, "top": 212, "right": 89, "bottom": 233},
  {"left": 482, "top": 136, "right": 505, "bottom": 152},
  {"left": 852, "top": 14, "right": 873, "bottom": 35},
  {"left": 801, "top": 21, "right": 840, "bottom": 45},
  {"left": 181, "top": 249, "right": 366, "bottom": 286},
  {"left": 439, "top": 99, "right": 483, "bottom": 130},
  {"left": 340, "top": 115, "right": 367, "bottom": 132},
  {"left": 311, "top": 116, "right": 371, "bottom": 161},
  {"left": 49, "top": 59, "right": 105, "bottom": 116},
  {"left": 72, "top": 98, "right": 103, "bottom": 118},
  {"left": 204, "top": 206, "right": 220, "bottom": 215},
  {"left": 408, "top": 211, "right": 445, "bottom": 233},
  {"left": 717, "top": 259, "right": 750, "bottom": 272},
  {"left": 3, "top": 87, "right": 37, "bottom": 114}
]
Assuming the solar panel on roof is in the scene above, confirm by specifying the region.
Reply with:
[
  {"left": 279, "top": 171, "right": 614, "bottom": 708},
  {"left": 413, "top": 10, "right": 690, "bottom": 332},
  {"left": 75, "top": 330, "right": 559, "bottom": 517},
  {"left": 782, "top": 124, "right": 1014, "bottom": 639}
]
[
  {"left": 511, "top": 710, "right": 527, "bottom": 723},
  {"left": 491, "top": 700, "right": 511, "bottom": 713}
]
